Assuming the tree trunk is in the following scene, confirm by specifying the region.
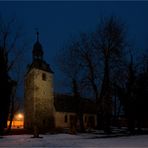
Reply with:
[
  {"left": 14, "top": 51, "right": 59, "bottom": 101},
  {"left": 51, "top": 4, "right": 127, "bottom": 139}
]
[
  {"left": 72, "top": 79, "right": 84, "bottom": 132},
  {"left": 7, "top": 91, "right": 15, "bottom": 132},
  {"left": 98, "top": 54, "right": 112, "bottom": 133}
]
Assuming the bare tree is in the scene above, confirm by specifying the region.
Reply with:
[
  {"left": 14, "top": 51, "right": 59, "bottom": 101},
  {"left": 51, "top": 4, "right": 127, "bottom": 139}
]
[
  {"left": 75, "top": 33, "right": 101, "bottom": 100},
  {"left": 93, "top": 16, "right": 127, "bottom": 133},
  {"left": 57, "top": 40, "right": 85, "bottom": 132},
  {"left": 7, "top": 81, "right": 19, "bottom": 132},
  {"left": 57, "top": 32, "right": 101, "bottom": 132},
  {"left": 57, "top": 16, "right": 127, "bottom": 133},
  {"left": 0, "top": 14, "right": 27, "bottom": 135}
]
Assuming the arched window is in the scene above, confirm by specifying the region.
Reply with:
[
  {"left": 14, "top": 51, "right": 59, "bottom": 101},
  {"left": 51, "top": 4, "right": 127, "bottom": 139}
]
[{"left": 42, "top": 73, "right": 46, "bottom": 81}]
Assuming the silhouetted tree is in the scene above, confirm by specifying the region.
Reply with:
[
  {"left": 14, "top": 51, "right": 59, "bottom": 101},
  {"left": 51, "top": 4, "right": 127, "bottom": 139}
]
[
  {"left": 0, "top": 47, "right": 12, "bottom": 135},
  {"left": 125, "top": 56, "right": 137, "bottom": 133},
  {"left": 116, "top": 53, "right": 148, "bottom": 134},
  {"left": 76, "top": 33, "right": 100, "bottom": 101},
  {"left": 57, "top": 41, "right": 85, "bottom": 132},
  {"left": 133, "top": 53, "right": 148, "bottom": 132},
  {"left": 93, "top": 16, "right": 127, "bottom": 133},
  {"left": 0, "top": 15, "right": 26, "bottom": 135},
  {"left": 71, "top": 33, "right": 100, "bottom": 131},
  {"left": 57, "top": 16, "right": 128, "bottom": 133},
  {"left": 7, "top": 82, "right": 19, "bottom": 132}
]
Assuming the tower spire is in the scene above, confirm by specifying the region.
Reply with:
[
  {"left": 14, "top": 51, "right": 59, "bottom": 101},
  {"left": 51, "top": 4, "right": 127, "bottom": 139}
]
[
  {"left": 32, "top": 29, "right": 43, "bottom": 61},
  {"left": 37, "top": 31, "right": 39, "bottom": 42}
]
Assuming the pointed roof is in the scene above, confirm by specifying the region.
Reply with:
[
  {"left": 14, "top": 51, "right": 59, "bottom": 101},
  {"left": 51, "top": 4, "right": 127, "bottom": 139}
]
[
  {"left": 26, "top": 31, "right": 54, "bottom": 74},
  {"left": 32, "top": 32, "right": 43, "bottom": 59}
]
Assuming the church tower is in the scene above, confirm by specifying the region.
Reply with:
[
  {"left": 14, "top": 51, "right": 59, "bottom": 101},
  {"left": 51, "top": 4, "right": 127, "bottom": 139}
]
[{"left": 24, "top": 32, "right": 55, "bottom": 131}]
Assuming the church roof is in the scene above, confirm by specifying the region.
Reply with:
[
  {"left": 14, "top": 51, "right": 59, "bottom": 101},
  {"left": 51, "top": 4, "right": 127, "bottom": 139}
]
[
  {"left": 27, "top": 59, "right": 54, "bottom": 74},
  {"left": 54, "top": 94, "right": 96, "bottom": 114},
  {"left": 26, "top": 32, "right": 53, "bottom": 74}
]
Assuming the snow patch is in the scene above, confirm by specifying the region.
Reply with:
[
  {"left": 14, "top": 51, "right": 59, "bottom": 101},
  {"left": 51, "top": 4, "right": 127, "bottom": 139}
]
[{"left": 0, "top": 134, "right": 148, "bottom": 147}]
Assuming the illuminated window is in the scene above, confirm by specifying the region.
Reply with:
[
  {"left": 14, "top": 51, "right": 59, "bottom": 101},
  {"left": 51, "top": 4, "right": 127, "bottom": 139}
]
[
  {"left": 64, "top": 115, "right": 68, "bottom": 123},
  {"left": 42, "top": 73, "right": 46, "bottom": 81}
]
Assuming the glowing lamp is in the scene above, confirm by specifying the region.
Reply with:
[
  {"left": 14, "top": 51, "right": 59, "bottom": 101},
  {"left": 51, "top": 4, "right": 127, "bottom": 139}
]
[{"left": 16, "top": 113, "right": 24, "bottom": 120}]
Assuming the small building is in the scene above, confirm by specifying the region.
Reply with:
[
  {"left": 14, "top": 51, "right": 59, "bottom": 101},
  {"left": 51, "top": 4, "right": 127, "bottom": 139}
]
[
  {"left": 24, "top": 32, "right": 97, "bottom": 132},
  {"left": 7, "top": 112, "right": 24, "bottom": 129},
  {"left": 54, "top": 94, "right": 97, "bottom": 129}
]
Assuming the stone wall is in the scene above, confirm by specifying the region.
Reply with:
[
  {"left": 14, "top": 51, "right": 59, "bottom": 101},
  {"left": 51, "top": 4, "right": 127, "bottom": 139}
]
[
  {"left": 24, "top": 70, "right": 35, "bottom": 129},
  {"left": 54, "top": 112, "right": 76, "bottom": 128},
  {"left": 24, "top": 68, "right": 55, "bottom": 131},
  {"left": 54, "top": 112, "right": 97, "bottom": 129}
]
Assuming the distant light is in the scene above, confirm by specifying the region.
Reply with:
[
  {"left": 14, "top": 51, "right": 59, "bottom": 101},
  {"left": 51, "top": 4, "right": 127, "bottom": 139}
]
[{"left": 16, "top": 113, "right": 24, "bottom": 120}]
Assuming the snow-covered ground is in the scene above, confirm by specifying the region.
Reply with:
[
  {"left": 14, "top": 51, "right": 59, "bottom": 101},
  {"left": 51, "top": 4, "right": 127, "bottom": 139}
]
[{"left": 0, "top": 133, "right": 148, "bottom": 147}]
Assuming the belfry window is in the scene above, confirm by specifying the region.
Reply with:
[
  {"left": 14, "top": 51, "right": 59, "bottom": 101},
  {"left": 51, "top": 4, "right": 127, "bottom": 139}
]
[{"left": 42, "top": 73, "right": 46, "bottom": 81}]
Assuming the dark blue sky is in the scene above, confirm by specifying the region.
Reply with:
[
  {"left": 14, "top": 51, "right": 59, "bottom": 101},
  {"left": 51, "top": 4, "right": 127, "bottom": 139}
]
[{"left": 0, "top": 1, "right": 148, "bottom": 96}]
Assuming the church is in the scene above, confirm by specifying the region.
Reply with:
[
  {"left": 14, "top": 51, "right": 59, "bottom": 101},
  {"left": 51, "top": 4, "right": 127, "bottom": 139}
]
[{"left": 24, "top": 33, "right": 97, "bottom": 132}]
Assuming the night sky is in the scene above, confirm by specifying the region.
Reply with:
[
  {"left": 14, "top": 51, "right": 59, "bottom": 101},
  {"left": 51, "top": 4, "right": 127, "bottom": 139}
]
[{"left": 0, "top": 1, "right": 148, "bottom": 97}]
